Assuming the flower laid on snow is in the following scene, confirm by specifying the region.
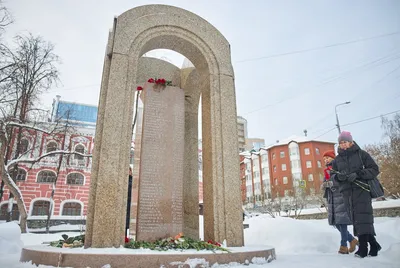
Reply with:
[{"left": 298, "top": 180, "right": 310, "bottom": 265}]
[
  {"left": 49, "top": 233, "right": 228, "bottom": 252},
  {"left": 124, "top": 233, "right": 229, "bottom": 252},
  {"left": 174, "top": 232, "right": 183, "bottom": 240},
  {"left": 50, "top": 234, "right": 85, "bottom": 248},
  {"left": 136, "top": 86, "right": 143, "bottom": 91}
]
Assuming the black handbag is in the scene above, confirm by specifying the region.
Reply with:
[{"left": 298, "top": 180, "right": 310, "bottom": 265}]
[{"left": 358, "top": 151, "right": 384, "bottom": 198}]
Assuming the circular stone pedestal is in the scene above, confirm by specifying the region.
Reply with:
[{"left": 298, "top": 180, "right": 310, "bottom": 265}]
[{"left": 20, "top": 245, "right": 276, "bottom": 267}]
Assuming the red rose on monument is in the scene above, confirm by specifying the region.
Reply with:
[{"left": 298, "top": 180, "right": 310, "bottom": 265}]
[
  {"left": 155, "top": 78, "right": 162, "bottom": 84},
  {"left": 137, "top": 86, "right": 143, "bottom": 91},
  {"left": 125, "top": 237, "right": 130, "bottom": 243},
  {"left": 160, "top": 78, "right": 166, "bottom": 84},
  {"left": 148, "top": 78, "right": 155, "bottom": 83}
]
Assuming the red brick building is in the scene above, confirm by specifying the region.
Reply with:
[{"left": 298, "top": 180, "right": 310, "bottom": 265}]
[
  {"left": 0, "top": 125, "right": 94, "bottom": 224},
  {"left": 241, "top": 136, "right": 335, "bottom": 207}
]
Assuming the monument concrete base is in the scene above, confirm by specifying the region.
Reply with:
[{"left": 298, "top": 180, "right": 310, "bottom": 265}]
[{"left": 20, "top": 245, "right": 276, "bottom": 267}]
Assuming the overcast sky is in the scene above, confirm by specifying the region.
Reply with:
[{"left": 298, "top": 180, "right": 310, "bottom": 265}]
[{"left": 3, "top": 0, "right": 400, "bottom": 147}]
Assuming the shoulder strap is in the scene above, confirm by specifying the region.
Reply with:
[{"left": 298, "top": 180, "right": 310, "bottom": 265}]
[{"left": 358, "top": 151, "right": 365, "bottom": 169}]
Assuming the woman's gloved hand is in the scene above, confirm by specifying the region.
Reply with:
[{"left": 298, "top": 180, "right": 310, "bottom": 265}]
[
  {"left": 346, "top": 172, "right": 358, "bottom": 182},
  {"left": 337, "top": 172, "right": 347, "bottom": 182}
]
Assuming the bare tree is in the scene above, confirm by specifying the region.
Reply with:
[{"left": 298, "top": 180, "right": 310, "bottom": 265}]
[
  {"left": 365, "top": 114, "right": 400, "bottom": 198},
  {"left": 270, "top": 185, "right": 283, "bottom": 216},
  {"left": 0, "top": 33, "right": 61, "bottom": 211},
  {"left": 0, "top": 120, "right": 54, "bottom": 232},
  {"left": 0, "top": 118, "right": 91, "bottom": 233},
  {"left": 0, "top": 0, "right": 16, "bottom": 108},
  {"left": 259, "top": 197, "right": 275, "bottom": 218},
  {"left": 0, "top": 0, "right": 12, "bottom": 34},
  {"left": 285, "top": 186, "right": 306, "bottom": 218},
  {"left": 1, "top": 33, "right": 60, "bottom": 119},
  {"left": 0, "top": 9, "right": 16, "bottom": 111}
]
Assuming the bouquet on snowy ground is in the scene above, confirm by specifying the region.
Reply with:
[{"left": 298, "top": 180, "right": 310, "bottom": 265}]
[
  {"left": 50, "top": 234, "right": 85, "bottom": 248},
  {"left": 124, "top": 232, "right": 229, "bottom": 252}
]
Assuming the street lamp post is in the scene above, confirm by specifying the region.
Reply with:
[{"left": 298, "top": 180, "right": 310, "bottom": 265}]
[{"left": 335, "top": 101, "right": 351, "bottom": 134}]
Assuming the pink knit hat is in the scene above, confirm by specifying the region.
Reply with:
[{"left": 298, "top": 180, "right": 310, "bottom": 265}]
[{"left": 338, "top": 131, "right": 353, "bottom": 143}]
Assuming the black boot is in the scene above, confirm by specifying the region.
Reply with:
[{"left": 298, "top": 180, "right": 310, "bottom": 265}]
[
  {"left": 354, "top": 234, "right": 368, "bottom": 258},
  {"left": 368, "top": 234, "right": 382, "bottom": 257}
]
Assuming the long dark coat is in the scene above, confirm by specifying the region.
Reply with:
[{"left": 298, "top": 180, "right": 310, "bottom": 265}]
[
  {"left": 325, "top": 173, "right": 352, "bottom": 226},
  {"left": 332, "top": 142, "right": 380, "bottom": 236}
]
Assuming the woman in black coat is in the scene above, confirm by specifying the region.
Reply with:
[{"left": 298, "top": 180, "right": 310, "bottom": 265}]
[
  {"left": 332, "top": 131, "right": 381, "bottom": 258},
  {"left": 321, "top": 150, "right": 357, "bottom": 254}
]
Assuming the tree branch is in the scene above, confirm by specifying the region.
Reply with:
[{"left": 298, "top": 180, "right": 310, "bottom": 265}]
[{"left": 6, "top": 150, "right": 92, "bottom": 170}]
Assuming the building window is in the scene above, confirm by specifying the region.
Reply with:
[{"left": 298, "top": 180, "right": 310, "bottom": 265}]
[
  {"left": 308, "top": 174, "right": 314, "bottom": 181},
  {"left": 246, "top": 163, "right": 251, "bottom": 171},
  {"left": 37, "top": 170, "right": 57, "bottom": 183},
  {"left": 31, "top": 200, "right": 50, "bottom": 216},
  {"left": 253, "top": 171, "right": 260, "bottom": 178},
  {"left": 315, "top": 148, "right": 320, "bottom": 155},
  {"left": 304, "top": 148, "right": 310, "bottom": 155},
  {"left": 15, "top": 168, "right": 27, "bottom": 181},
  {"left": 280, "top": 151, "right": 285, "bottom": 158},
  {"left": 247, "top": 185, "right": 251, "bottom": 194},
  {"left": 0, "top": 203, "right": 19, "bottom": 221},
  {"left": 253, "top": 159, "right": 259, "bottom": 167},
  {"left": 319, "top": 173, "right": 324, "bottom": 181},
  {"left": 283, "top": 176, "right": 288, "bottom": 184},
  {"left": 66, "top": 173, "right": 84, "bottom": 185},
  {"left": 272, "top": 153, "right": 276, "bottom": 160},
  {"left": 274, "top": 178, "right": 278, "bottom": 185},
  {"left": 317, "top": 160, "right": 322, "bottom": 168},
  {"left": 19, "top": 138, "right": 29, "bottom": 154},
  {"left": 74, "top": 144, "right": 85, "bottom": 160},
  {"left": 62, "top": 202, "right": 82, "bottom": 216},
  {"left": 46, "top": 141, "right": 58, "bottom": 153},
  {"left": 261, "top": 154, "right": 268, "bottom": 162},
  {"left": 289, "top": 146, "right": 299, "bottom": 156},
  {"left": 262, "top": 167, "right": 267, "bottom": 175},
  {"left": 281, "top": 164, "right": 287, "bottom": 171},
  {"left": 273, "top": 165, "right": 276, "bottom": 172},
  {"left": 306, "top": 161, "right": 312, "bottom": 168}
]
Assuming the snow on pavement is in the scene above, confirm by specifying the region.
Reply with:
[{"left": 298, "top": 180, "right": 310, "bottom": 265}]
[{"left": 1, "top": 215, "right": 399, "bottom": 267}]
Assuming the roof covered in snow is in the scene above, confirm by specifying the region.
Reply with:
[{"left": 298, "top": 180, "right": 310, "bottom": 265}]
[{"left": 262, "top": 135, "right": 336, "bottom": 150}]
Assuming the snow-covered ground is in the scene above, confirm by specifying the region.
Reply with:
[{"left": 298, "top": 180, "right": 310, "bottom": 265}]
[{"left": 1, "top": 215, "right": 399, "bottom": 267}]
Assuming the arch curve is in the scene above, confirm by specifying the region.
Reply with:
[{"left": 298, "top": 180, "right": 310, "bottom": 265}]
[{"left": 114, "top": 5, "right": 232, "bottom": 75}]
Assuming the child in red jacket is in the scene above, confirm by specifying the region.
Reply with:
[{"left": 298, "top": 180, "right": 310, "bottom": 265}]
[{"left": 322, "top": 150, "right": 358, "bottom": 254}]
